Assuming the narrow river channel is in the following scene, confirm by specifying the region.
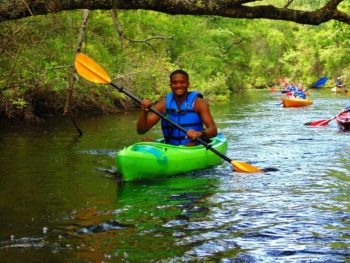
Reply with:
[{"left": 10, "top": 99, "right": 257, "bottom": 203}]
[{"left": 0, "top": 89, "right": 349, "bottom": 262}]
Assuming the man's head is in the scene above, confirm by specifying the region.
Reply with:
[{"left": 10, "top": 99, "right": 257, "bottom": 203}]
[
  {"left": 170, "top": 69, "right": 189, "bottom": 82},
  {"left": 297, "top": 83, "right": 303, "bottom": 90},
  {"left": 169, "top": 70, "right": 190, "bottom": 97}
]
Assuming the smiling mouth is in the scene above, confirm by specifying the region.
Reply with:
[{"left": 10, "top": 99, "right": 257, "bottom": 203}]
[{"left": 173, "top": 89, "right": 186, "bottom": 94}]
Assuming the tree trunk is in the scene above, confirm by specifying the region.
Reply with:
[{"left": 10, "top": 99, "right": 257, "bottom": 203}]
[
  {"left": 62, "top": 9, "right": 89, "bottom": 137},
  {"left": 110, "top": 9, "right": 126, "bottom": 49},
  {"left": 63, "top": 9, "right": 89, "bottom": 115}
]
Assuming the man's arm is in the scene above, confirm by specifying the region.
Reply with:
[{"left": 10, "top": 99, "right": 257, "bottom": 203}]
[
  {"left": 136, "top": 97, "right": 165, "bottom": 134},
  {"left": 186, "top": 97, "right": 218, "bottom": 140}
]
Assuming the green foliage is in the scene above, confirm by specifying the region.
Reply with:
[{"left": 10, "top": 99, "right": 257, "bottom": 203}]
[
  {"left": 198, "top": 73, "right": 230, "bottom": 102},
  {"left": 0, "top": 7, "right": 350, "bottom": 120},
  {"left": 9, "top": 97, "right": 29, "bottom": 110}
]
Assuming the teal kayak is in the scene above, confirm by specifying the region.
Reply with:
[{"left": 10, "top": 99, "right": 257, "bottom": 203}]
[{"left": 116, "top": 133, "right": 228, "bottom": 181}]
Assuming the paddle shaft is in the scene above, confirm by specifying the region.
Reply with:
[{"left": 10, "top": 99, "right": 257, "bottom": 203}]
[
  {"left": 109, "top": 82, "right": 233, "bottom": 164},
  {"left": 308, "top": 109, "right": 349, "bottom": 126},
  {"left": 322, "top": 109, "right": 348, "bottom": 124},
  {"left": 318, "top": 115, "right": 338, "bottom": 125}
]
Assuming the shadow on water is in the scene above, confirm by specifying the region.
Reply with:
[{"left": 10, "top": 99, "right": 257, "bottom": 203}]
[{"left": 1, "top": 90, "right": 350, "bottom": 262}]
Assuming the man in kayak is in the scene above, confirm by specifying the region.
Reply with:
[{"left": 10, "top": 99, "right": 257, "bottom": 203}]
[
  {"left": 137, "top": 69, "right": 218, "bottom": 146},
  {"left": 336, "top": 77, "right": 343, "bottom": 88},
  {"left": 293, "top": 83, "right": 307, "bottom": 99},
  {"left": 289, "top": 83, "right": 297, "bottom": 92},
  {"left": 283, "top": 82, "right": 297, "bottom": 96}
]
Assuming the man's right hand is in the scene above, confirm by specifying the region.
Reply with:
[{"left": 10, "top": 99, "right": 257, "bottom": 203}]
[{"left": 141, "top": 99, "right": 153, "bottom": 112}]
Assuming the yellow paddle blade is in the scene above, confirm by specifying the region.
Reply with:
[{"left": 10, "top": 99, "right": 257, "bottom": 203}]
[
  {"left": 74, "top": 53, "right": 111, "bottom": 84},
  {"left": 231, "top": 161, "right": 263, "bottom": 173}
]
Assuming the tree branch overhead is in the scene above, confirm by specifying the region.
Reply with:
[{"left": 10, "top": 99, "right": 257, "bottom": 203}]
[{"left": 1, "top": 0, "right": 350, "bottom": 25}]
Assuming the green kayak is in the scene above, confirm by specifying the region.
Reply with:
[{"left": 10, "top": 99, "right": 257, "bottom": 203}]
[{"left": 116, "top": 133, "right": 228, "bottom": 181}]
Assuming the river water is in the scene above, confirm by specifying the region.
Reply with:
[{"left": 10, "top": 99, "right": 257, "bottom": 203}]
[{"left": 0, "top": 89, "right": 349, "bottom": 262}]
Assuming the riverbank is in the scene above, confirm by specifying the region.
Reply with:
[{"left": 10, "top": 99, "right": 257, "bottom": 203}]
[{"left": 0, "top": 87, "right": 135, "bottom": 123}]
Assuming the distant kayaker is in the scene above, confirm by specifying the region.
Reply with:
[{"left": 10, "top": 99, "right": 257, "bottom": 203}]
[
  {"left": 137, "top": 69, "right": 218, "bottom": 146},
  {"left": 289, "top": 83, "right": 297, "bottom": 92},
  {"left": 293, "top": 83, "right": 307, "bottom": 99},
  {"left": 282, "top": 82, "right": 296, "bottom": 96},
  {"left": 336, "top": 77, "right": 343, "bottom": 88}
]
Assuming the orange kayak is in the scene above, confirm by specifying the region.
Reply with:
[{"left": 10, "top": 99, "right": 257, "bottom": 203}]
[{"left": 281, "top": 97, "right": 313, "bottom": 108}]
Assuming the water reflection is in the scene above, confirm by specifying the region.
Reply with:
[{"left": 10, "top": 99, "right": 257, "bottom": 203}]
[{"left": 1, "top": 90, "right": 350, "bottom": 262}]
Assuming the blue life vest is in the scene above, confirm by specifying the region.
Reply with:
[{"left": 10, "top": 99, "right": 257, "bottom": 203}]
[
  {"left": 161, "top": 92, "right": 204, "bottom": 146},
  {"left": 289, "top": 85, "right": 297, "bottom": 92},
  {"left": 293, "top": 90, "right": 306, "bottom": 99}
]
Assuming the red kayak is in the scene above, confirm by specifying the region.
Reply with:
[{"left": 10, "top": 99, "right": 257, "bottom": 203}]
[{"left": 336, "top": 111, "right": 350, "bottom": 131}]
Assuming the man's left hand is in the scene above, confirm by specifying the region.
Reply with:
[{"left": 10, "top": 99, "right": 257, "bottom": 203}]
[{"left": 186, "top": 129, "right": 203, "bottom": 141}]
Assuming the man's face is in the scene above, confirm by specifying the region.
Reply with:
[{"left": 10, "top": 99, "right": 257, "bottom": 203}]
[{"left": 170, "top": 73, "right": 189, "bottom": 96}]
